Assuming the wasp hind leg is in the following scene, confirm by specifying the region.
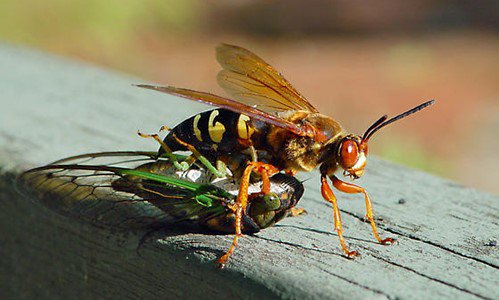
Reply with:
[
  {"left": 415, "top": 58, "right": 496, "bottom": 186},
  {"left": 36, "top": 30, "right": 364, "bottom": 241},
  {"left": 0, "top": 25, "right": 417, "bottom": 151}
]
[
  {"left": 141, "top": 125, "right": 228, "bottom": 177},
  {"left": 160, "top": 128, "right": 227, "bottom": 178},
  {"left": 137, "top": 130, "right": 190, "bottom": 171},
  {"left": 331, "top": 175, "right": 395, "bottom": 245},
  {"left": 217, "top": 161, "right": 279, "bottom": 268}
]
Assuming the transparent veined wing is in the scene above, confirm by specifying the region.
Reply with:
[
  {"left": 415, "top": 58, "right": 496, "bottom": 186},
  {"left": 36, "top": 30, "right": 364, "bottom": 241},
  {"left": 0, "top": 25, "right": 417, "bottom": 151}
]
[
  {"left": 216, "top": 43, "right": 319, "bottom": 114},
  {"left": 18, "top": 151, "right": 227, "bottom": 229},
  {"left": 18, "top": 151, "right": 305, "bottom": 232}
]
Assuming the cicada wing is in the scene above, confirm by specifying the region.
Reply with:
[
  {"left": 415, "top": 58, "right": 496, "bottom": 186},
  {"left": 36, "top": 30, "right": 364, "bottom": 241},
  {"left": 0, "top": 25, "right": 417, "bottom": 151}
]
[
  {"left": 49, "top": 151, "right": 158, "bottom": 165},
  {"left": 18, "top": 152, "right": 226, "bottom": 229},
  {"left": 19, "top": 163, "right": 173, "bottom": 229}
]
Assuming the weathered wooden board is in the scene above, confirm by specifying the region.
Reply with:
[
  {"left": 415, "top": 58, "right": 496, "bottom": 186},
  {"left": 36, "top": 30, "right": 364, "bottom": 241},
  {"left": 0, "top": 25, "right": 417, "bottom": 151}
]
[{"left": 1, "top": 44, "right": 497, "bottom": 299}]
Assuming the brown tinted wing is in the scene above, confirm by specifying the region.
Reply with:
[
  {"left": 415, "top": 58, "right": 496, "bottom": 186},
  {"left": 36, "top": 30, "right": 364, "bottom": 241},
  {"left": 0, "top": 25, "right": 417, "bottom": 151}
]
[
  {"left": 136, "top": 84, "right": 313, "bottom": 137},
  {"left": 216, "top": 43, "right": 319, "bottom": 114}
]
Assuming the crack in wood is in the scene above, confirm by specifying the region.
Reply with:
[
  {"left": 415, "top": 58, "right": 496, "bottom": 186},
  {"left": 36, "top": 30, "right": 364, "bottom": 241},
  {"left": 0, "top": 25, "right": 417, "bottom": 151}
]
[
  {"left": 365, "top": 251, "right": 492, "bottom": 300},
  {"left": 253, "top": 235, "right": 393, "bottom": 299},
  {"left": 321, "top": 268, "right": 393, "bottom": 299},
  {"left": 341, "top": 209, "right": 499, "bottom": 269}
]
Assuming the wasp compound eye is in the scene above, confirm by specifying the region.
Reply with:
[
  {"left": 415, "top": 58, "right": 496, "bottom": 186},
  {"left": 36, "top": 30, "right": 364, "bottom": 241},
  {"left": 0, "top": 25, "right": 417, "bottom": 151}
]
[{"left": 340, "top": 139, "right": 359, "bottom": 169}]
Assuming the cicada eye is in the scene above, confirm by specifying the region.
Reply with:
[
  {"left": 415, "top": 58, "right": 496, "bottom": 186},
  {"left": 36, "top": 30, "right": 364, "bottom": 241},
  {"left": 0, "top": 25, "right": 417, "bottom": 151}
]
[
  {"left": 339, "top": 139, "right": 359, "bottom": 168},
  {"left": 262, "top": 193, "right": 281, "bottom": 211}
]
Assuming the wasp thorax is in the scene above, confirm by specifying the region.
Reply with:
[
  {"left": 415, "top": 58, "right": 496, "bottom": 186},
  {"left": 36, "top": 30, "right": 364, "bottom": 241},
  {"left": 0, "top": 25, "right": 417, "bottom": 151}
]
[{"left": 338, "top": 135, "right": 367, "bottom": 178}]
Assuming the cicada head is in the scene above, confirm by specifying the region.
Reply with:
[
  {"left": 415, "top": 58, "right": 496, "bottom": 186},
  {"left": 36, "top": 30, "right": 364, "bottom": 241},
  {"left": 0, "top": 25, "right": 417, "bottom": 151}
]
[{"left": 247, "top": 173, "right": 304, "bottom": 230}]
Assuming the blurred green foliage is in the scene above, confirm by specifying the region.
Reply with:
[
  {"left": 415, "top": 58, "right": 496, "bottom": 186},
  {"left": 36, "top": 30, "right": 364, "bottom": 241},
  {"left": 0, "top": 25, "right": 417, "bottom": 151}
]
[
  {"left": 0, "top": 0, "right": 202, "bottom": 47},
  {"left": 378, "top": 137, "right": 446, "bottom": 176}
]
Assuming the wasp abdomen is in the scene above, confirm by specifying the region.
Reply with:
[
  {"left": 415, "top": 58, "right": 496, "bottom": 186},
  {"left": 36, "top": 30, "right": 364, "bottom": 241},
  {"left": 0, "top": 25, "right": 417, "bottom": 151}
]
[{"left": 160, "top": 109, "right": 256, "bottom": 158}]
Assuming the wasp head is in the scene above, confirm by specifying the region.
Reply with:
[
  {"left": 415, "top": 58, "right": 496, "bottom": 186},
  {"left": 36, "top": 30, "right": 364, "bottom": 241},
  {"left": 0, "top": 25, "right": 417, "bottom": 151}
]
[
  {"left": 337, "top": 135, "right": 367, "bottom": 179},
  {"left": 321, "top": 100, "right": 435, "bottom": 180}
]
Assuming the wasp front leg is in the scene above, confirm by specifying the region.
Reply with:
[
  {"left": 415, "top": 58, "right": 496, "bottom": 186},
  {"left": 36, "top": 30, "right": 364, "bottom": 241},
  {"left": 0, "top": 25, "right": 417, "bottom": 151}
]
[
  {"left": 331, "top": 175, "right": 395, "bottom": 245},
  {"left": 321, "top": 176, "right": 359, "bottom": 257},
  {"left": 217, "top": 161, "right": 278, "bottom": 268}
]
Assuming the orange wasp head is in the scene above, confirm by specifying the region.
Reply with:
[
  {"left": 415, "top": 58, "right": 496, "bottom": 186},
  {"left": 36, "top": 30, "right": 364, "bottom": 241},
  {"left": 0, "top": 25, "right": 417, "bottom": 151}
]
[{"left": 330, "top": 100, "right": 435, "bottom": 180}]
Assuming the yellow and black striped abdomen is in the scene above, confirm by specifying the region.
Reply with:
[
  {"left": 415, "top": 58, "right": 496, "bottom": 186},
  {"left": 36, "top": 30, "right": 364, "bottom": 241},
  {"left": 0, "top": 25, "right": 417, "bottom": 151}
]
[{"left": 160, "top": 109, "right": 257, "bottom": 158}]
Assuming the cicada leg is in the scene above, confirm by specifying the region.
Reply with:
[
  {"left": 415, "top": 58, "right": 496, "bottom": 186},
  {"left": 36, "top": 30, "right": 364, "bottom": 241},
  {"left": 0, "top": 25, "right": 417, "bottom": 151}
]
[
  {"left": 155, "top": 125, "right": 227, "bottom": 178},
  {"left": 288, "top": 207, "right": 307, "bottom": 217},
  {"left": 331, "top": 175, "right": 395, "bottom": 245},
  {"left": 137, "top": 131, "right": 189, "bottom": 171},
  {"left": 321, "top": 176, "right": 359, "bottom": 258},
  {"left": 248, "top": 144, "right": 258, "bottom": 163},
  {"left": 217, "top": 161, "right": 278, "bottom": 268}
]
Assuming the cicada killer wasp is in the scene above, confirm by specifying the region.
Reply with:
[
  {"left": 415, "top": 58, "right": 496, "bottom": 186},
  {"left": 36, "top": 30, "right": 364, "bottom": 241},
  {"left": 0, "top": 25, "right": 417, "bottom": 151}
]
[
  {"left": 19, "top": 151, "right": 304, "bottom": 240},
  {"left": 137, "top": 43, "right": 435, "bottom": 266}
]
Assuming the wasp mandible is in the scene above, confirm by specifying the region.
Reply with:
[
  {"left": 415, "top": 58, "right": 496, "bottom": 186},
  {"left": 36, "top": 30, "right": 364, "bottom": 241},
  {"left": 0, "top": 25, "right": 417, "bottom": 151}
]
[{"left": 137, "top": 44, "right": 435, "bottom": 266}]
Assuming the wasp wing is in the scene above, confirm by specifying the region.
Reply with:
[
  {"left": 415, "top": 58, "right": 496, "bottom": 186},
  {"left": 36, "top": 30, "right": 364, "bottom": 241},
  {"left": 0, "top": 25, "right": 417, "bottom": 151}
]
[
  {"left": 136, "top": 85, "right": 315, "bottom": 138},
  {"left": 216, "top": 43, "right": 319, "bottom": 114}
]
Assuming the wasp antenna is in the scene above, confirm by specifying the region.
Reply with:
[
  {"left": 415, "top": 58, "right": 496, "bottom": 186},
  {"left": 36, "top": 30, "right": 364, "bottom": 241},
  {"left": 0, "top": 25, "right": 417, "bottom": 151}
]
[
  {"left": 364, "top": 99, "right": 435, "bottom": 141},
  {"left": 362, "top": 114, "right": 388, "bottom": 141}
]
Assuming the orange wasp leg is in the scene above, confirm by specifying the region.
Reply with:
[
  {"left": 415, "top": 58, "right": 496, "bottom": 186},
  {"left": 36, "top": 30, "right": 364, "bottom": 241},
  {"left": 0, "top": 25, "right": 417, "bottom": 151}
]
[
  {"left": 321, "top": 176, "right": 359, "bottom": 257},
  {"left": 331, "top": 175, "right": 395, "bottom": 245},
  {"left": 217, "top": 161, "right": 278, "bottom": 268}
]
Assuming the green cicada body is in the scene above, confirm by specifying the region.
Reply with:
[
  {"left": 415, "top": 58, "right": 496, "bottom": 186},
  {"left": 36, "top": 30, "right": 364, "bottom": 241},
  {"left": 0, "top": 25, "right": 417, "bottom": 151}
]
[{"left": 18, "top": 151, "right": 304, "bottom": 233}]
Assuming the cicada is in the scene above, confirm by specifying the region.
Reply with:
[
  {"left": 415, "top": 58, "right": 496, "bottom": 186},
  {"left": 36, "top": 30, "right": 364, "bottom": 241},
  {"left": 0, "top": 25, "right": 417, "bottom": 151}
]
[
  {"left": 19, "top": 151, "right": 304, "bottom": 240},
  {"left": 136, "top": 43, "right": 435, "bottom": 265}
]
